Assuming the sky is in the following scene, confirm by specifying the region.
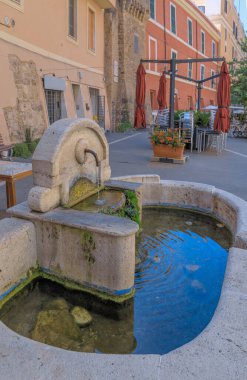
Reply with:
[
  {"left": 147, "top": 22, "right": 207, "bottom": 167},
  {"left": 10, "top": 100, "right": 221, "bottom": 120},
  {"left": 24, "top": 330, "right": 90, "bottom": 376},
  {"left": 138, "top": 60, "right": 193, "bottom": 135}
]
[{"left": 234, "top": 0, "right": 247, "bottom": 32}]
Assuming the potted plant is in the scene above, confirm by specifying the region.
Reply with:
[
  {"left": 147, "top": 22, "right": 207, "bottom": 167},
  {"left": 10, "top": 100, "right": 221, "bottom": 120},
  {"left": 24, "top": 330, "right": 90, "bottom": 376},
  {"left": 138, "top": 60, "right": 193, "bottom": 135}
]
[{"left": 150, "top": 128, "right": 185, "bottom": 159}]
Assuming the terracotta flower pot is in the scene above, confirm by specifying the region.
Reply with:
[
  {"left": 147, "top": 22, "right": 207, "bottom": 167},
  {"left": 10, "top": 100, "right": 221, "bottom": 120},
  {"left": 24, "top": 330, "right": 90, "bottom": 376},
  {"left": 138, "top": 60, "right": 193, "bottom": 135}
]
[{"left": 152, "top": 144, "right": 185, "bottom": 159}]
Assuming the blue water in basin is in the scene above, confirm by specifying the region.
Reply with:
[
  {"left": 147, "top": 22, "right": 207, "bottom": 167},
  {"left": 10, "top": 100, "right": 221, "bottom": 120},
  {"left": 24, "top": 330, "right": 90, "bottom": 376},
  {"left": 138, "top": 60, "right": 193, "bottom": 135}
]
[{"left": 133, "top": 207, "right": 230, "bottom": 354}]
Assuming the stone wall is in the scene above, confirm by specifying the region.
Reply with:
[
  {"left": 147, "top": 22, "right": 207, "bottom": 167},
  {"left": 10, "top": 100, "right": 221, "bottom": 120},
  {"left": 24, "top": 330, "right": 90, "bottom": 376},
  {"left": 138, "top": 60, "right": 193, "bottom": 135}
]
[
  {"left": 3, "top": 55, "right": 47, "bottom": 142},
  {"left": 0, "top": 218, "right": 37, "bottom": 300},
  {"left": 105, "top": 0, "right": 150, "bottom": 130}
]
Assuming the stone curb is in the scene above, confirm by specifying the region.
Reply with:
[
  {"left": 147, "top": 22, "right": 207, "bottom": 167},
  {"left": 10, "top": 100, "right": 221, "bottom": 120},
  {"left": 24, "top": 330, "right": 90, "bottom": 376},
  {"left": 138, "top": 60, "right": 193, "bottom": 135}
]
[{"left": 0, "top": 178, "right": 246, "bottom": 379}]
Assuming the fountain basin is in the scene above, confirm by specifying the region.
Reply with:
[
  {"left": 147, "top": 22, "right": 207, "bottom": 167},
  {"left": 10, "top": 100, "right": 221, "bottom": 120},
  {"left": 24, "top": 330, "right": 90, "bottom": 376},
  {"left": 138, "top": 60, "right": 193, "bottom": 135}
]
[
  {"left": 0, "top": 178, "right": 247, "bottom": 378},
  {"left": 0, "top": 207, "right": 232, "bottom": 355},
  {"left": 72, "top": 190, "right": 126, "bottom": 213}
]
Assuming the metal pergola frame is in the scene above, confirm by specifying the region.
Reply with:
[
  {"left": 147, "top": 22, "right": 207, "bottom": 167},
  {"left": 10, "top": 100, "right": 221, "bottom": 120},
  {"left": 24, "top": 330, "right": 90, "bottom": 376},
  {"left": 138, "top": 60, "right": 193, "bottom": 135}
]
[{"left": 140, "top": 57, "right": 225, "bottom": 129}]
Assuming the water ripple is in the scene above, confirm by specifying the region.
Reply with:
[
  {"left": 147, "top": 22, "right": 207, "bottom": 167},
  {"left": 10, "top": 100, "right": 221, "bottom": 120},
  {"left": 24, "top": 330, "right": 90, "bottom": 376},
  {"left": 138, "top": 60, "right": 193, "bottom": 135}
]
[{"left": 133, "top": 208, "right": 230, "bottom": 354}]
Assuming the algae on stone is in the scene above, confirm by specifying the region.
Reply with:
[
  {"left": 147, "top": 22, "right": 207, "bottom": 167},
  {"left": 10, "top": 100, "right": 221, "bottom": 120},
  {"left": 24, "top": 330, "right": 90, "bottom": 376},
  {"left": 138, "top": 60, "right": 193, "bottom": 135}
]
[
  {"left": 31, "top": 309, "right": 82, "bottom": 350},
  {"left": 71, "top": 306, "right": 93, "bottom": 327},
  {"left": 80, "top": 231, "right": 96, "bottom": 264},
  {"left": 43, "top": 298, "right": 69, "bottom": 311},
  {"left": 66, "top": 178, "right": 100, "bottom": 207}
]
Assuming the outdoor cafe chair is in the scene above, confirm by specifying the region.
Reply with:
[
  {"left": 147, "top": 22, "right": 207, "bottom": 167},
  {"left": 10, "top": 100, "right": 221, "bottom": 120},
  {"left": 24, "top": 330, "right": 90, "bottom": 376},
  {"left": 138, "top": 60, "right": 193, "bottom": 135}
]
[
  {"left": 179, "top": 111, "right": 194, "bottom": 152},
  {"left": 152, "top": 108, "right": 170, "bottom": 131}
]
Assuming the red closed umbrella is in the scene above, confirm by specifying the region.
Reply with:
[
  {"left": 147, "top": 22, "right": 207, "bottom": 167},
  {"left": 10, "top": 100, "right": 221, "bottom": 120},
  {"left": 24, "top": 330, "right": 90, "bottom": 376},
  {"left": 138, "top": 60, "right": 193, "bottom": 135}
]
[
  {"left": 214, "top": 61, "right": 231, "bottom": 133},
  {"left": 157, "top": 73, "right": 167, "bottom": 110},
  {"left": 134, "top": 63, "right": 146, "bottom": 129}
]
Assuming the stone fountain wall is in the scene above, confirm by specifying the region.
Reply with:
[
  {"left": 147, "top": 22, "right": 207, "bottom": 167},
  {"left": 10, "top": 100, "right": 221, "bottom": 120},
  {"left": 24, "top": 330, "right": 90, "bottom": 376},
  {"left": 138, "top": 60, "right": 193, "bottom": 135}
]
[
  {"left": 28, "top": 118, "right": 111, "bottom": 212},
  {"left": 2, "top": 118, "right": 139, "bottom": 302}
]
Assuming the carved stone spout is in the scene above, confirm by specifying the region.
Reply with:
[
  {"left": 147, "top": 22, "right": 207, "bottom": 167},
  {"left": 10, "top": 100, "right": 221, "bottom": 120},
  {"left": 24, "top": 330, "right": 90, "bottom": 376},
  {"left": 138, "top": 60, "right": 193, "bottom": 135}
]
[{"left": 28, "top": 118, "right": 111, "bottom": 212}]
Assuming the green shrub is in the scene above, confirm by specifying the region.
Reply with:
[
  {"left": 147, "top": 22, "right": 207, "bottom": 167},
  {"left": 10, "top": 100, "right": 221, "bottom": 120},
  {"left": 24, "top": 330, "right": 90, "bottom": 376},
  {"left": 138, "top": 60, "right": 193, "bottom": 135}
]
[
  {"left": 118, "top": 122, "right": 133, "bottom": 133},
  {"left": 28, "top": 141, "right": 38, "bottom": 154},
  {"left": 25, "top": 128, "right": 32, "bottom": 144},
  {"left": 13, "top": 143, "right": 31, "bottom": 158},
  {"left": 194, "top": 111, "right": 210, "bottom": 127}
]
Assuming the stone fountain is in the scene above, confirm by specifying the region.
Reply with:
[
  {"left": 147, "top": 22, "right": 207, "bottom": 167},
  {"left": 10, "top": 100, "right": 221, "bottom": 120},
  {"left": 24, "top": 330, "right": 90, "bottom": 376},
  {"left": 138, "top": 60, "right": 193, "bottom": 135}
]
[{"left": 0, "top": 118, "right": 141, "bottom": 304}]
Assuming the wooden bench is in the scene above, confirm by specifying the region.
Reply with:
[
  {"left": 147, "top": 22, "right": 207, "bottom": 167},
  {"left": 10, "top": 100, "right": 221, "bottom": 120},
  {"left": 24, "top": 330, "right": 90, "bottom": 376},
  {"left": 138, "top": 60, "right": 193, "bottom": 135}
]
[{"left": 0, "top": 133, "right": 14, "bottom": 157}]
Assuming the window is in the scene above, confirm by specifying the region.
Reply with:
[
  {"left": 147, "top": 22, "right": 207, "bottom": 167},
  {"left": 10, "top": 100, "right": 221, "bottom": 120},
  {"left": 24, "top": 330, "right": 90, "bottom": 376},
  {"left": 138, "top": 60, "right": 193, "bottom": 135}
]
[
  {"left": 201, "top": 31, "right": 205, "bottom": 54},
  {"left": 198, "top": 5, "right": 205, "bottom": 13},
  {"left": 211, "top": 70, "right": 215, "bottom": 88},
  {"left": 150, "top": 0, "right": 156, "bottom": 20},
  {"left": 88, "top": 8, "right": 95, "bottom": 52},
  {"left": 225, "top": 28, "right": 227, "bottom": 40},
  {"left": 235, "top": 27, "right": 238, "bottom": 39},
  {"left": 89, "top": 87, "right": 99, "bottom": 118},
  {"left": 171, "top": 50, "right": 177, "bottom": 60},
  {"left": 232, "top": 47, "right": 235, "bottom": 59},
  {"left": 188, "top": 19, "right": 193, "bottom": 46},
  {"left": 188, "top": 61, "right": 193, "bottom": 79},
  {"left": 4, "top": 0, "right": 23, "bottom": 9},
  {"left": 233, "top": 21, "right": 235, "bottom": 35},
  {"left": 68, "top": 0, "right": 77, "bottom": 39},
  {"left": 170, "top": 4, "right": 176, "bottom": 35},
  {"left": 224, "top": 0, "right": 228, "bottom": 14},
  {"left": 134, "top": 34, "right": 139, "bottom": 54},
  {"left": 212, "top": 41, "right": 216, "bottom": 58},
  {"left": 45, "top": 90, "right": 62, "bottom": 125},
  {"left": 200, "top": 65, "right": 205, "bottom": 82}
]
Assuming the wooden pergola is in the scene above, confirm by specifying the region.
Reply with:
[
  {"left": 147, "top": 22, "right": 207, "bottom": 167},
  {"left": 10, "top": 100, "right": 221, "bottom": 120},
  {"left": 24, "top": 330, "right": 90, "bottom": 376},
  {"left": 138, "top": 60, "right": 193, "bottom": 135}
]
[{"left": 140, "top": 57, "right": 225, "bottom": 129}]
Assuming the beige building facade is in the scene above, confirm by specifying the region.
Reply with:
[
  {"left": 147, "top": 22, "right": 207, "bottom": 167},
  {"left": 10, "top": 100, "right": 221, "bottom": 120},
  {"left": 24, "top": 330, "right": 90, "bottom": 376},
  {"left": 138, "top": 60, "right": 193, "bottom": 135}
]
[
  {"left": 192, "top": 0, "right": 246, "bottom": 62},
  {"left": 104, "top": 0, "right": 149, "bottom": 130},
  {"left": 0, "top": 0, "right": 115, "bottom": 144}
]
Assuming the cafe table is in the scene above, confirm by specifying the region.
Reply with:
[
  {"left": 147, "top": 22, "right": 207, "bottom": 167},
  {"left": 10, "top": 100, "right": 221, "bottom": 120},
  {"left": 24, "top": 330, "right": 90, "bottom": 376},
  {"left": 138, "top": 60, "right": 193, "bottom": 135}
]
[{"left": 0, "top": 161, "right": 32, "bottom": 208}]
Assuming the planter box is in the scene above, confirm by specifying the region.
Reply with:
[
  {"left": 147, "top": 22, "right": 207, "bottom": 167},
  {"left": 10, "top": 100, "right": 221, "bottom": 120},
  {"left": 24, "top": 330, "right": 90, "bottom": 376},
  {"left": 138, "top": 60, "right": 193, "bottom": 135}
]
[{"left": 152, "top": 144, "right": 185, "bottom": 159}]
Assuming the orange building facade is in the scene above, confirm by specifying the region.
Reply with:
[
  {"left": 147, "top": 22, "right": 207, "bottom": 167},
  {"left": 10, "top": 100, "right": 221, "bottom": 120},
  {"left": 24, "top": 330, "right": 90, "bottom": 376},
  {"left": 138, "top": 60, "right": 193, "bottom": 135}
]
[{"left": 146, "top": 0, "right": 221, "bottom": 112}]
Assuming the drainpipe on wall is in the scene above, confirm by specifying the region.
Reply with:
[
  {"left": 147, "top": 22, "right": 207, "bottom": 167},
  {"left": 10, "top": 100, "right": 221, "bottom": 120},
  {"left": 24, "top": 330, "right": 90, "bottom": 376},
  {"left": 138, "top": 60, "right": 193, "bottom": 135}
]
[{"left": 163, "top": 0, "right": 167, "bottom": 62}]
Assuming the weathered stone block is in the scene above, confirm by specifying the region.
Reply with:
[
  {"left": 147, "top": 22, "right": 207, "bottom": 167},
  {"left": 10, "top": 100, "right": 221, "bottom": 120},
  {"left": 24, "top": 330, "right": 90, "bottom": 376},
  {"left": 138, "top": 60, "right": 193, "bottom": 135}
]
[
  {"left": 28, "top": 186, "right": 60, "bottom": 213},
  {"left": 0, "top": 218, "right": 37, "bottom": 298}
]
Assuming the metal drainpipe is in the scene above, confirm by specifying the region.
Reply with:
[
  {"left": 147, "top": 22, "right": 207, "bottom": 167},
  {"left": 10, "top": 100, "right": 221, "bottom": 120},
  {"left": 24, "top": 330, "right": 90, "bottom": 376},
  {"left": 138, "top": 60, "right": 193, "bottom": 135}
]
[{"left": 163, "top": 0, "right": 167, "bottom": 61}]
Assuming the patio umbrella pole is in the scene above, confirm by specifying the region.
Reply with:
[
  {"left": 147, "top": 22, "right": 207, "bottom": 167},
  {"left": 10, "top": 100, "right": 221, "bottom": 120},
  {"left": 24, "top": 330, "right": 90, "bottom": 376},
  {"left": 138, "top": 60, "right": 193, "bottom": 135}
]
[
  {"left": 197, "top": 83, "right": 202, "bottom": 111},
  {"left": 169, "top": 58, "right": 176, "bottom": 129}
]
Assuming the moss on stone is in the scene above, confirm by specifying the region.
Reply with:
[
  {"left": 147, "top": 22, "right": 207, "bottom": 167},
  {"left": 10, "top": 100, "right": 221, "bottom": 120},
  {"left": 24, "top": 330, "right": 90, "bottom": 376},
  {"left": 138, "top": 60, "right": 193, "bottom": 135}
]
[
  {"left": 101, "top": 189, "right": 141, "bottom": 227},
  {"left": 0, "top": 266, "right": 40, "bottom": 310},
  {"left": 80, "top": 231, "right": 96, "bottom": 264},
  {"left": 41, "top": 272, "right": 135, "bottom": 304},
  {"left": 0, "top": 258, "right": 134, "bottom": 310},
  {"left": 66, "top": 178, "right": 101, "bottom": 208}
]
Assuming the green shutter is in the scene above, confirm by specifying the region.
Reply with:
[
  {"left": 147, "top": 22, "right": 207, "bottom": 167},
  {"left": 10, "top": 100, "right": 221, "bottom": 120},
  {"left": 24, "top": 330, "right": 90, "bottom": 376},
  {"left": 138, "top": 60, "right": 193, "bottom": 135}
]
[
  {"left": 150, "top": 0, "right": 155, "bottom": 20},
  {"left": 171, "top": 5, "right": 176, "bottom": 34}
]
